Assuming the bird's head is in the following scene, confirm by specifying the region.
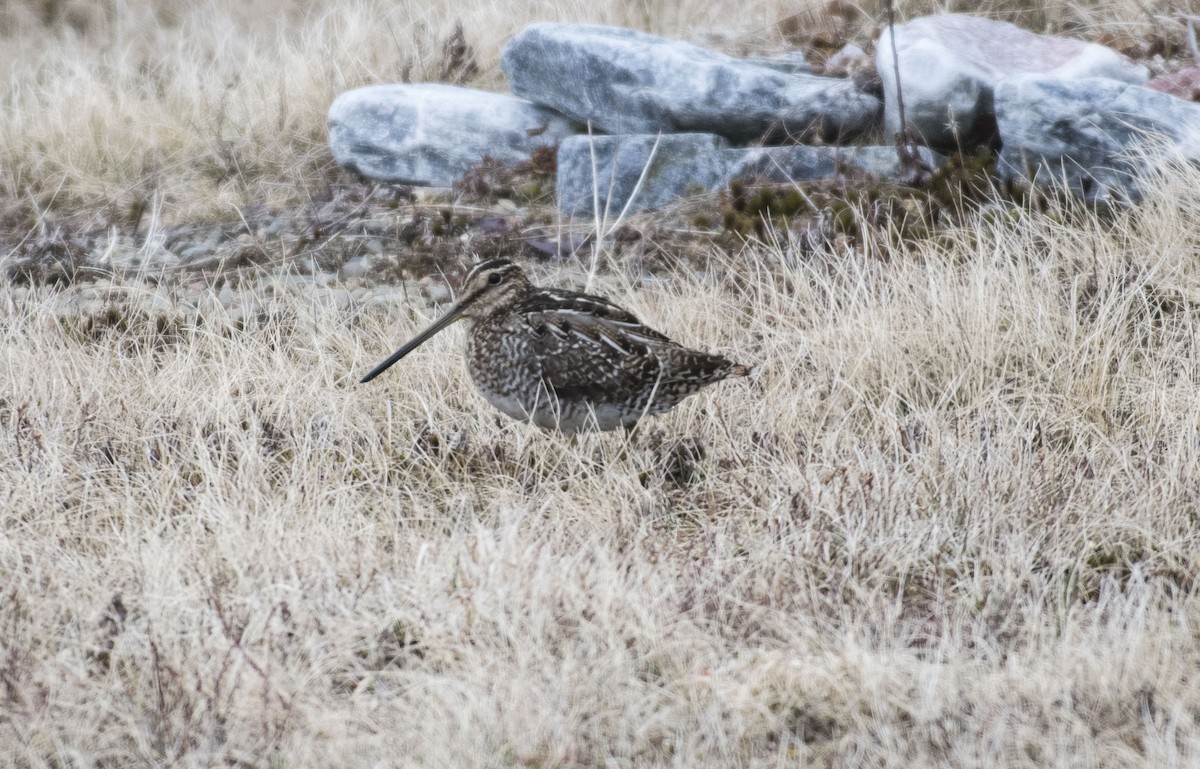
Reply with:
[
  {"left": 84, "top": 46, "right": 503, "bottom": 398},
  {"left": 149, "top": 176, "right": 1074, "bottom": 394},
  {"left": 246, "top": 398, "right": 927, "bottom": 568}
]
[{"left": 359, "top": 258, "right": 533, "bottom": 383}]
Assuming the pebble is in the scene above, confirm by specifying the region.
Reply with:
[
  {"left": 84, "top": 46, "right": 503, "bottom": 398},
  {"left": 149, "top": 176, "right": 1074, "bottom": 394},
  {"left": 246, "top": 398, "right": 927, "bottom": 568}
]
[
  {"left": 326, "top": 288, "right": 352, "bottom": 310},
  {"left": 341, "top": 255, "right": 372, "bottom": 281},
  {"left": 256, "top": 218, "right": 287, "bottom": 238},
  {"left": 419, "top": 277, "right": 451, "bottom": 304}
]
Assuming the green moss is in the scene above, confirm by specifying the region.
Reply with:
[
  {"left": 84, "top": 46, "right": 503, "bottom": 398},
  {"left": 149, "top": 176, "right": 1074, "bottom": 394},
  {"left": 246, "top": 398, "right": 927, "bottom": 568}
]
[
  {"left": 779, "top": 188, "right": 808, "bottom": 216},
  {"left": 728, "top": 179, "right": 747, "bottom": 212},
  {"left": 926, "top": 149, "right": 998, "bottom": 209},
  {"left": 454, "top": 148, "right": 557, "bottom": 204},
  {"left": 707, "top": 143, "right": 1066, "bottom": 252},
  {"left": 747, "top": 186, "right": 777, "bottom": 215},
  {"left": 721, "top": 209, "right": 750, "bottom": 236},
  {"left": 515, "top": 182, "right": 543, "bottom": 201},
  {"left": 829, "top": 199, "right": 857, "bottom": 233}
]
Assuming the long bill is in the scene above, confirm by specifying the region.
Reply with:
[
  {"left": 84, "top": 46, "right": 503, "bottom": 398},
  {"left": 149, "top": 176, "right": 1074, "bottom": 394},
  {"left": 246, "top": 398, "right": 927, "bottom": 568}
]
[{"left": 360, "top": 302, "right": 469, "bottom": 383}]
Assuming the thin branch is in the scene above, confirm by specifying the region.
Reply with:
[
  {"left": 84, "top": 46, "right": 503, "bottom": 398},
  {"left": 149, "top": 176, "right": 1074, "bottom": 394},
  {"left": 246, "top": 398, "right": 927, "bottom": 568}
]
[{"left": 886, "top": 0, "right": 933, "bottom": 185}]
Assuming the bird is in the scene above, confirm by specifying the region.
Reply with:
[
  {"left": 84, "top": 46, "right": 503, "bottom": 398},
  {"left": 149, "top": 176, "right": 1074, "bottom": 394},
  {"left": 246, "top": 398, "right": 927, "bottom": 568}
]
[{"left": 360, "top": 258, "right": 749, "bottom": 433}]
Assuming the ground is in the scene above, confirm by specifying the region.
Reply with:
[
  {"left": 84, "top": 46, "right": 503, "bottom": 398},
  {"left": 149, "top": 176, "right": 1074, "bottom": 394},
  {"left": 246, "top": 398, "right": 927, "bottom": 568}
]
[{"left": 2, "top": 1, "right": 1200, "bottom": 767}]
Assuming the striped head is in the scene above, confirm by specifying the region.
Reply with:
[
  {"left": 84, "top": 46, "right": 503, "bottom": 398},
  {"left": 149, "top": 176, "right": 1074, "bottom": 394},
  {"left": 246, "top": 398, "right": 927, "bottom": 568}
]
[{"left": 455, "top": 259, "right": 534, "bottom": 318}]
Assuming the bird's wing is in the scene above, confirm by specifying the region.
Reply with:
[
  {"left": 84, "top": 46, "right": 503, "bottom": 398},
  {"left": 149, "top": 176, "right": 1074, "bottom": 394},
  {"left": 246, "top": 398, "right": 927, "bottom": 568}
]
[
  {"left": 510, "top": 289, "right": 671, "bottom": 398},
  {"left": 517, "top": 289, "right": 672, "bottom": 339}
]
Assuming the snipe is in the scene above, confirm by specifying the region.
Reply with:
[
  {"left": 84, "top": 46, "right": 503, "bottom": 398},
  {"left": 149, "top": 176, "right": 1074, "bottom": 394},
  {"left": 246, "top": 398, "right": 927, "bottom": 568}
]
[{"left": 361, "top": 259, "right": 749, "bottom": 433}]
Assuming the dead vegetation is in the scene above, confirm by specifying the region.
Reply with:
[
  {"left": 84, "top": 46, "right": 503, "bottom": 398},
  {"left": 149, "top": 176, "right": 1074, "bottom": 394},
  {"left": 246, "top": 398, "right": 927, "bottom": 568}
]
[{"left": 3, "top": 0, "right": 1200, "bottom": 767}]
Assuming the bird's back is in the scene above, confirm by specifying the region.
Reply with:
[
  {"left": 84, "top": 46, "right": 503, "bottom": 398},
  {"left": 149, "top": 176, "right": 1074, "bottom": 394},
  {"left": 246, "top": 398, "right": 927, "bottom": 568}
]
[{"left": 466, "top": 287, "right": 747, "bottom": 431}]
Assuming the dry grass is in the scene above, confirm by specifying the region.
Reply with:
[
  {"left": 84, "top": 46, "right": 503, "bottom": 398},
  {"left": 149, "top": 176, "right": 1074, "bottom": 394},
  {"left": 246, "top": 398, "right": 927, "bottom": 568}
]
[
  {"left": 4, "top": 0, "right": 1200, "bottom": 766},
  {"left": 4, "top": 159, "right": 1200, "bottom": 765}
]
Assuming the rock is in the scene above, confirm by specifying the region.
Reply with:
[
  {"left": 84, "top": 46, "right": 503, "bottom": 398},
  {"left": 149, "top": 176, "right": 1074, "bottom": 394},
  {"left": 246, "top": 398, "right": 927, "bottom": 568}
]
[
  {"left": 744, "top": 52, "right": 815, "bottom": 75},
  {"left": 137, "top": 242, "right": 181, "bottom": 270},
  {"left": 876, "top": 14, "right": 1148, "bottom": 149},
  {"left": 327, "top": 83, "right": 578, "bottom": 187},
  {"left": 730, "top": 145, "right": 945, "bottom": 183},
  {"left": 557, "top": 134, "right": 948, "bottom": 217},
  {"left": 502, "top": 23, "right": 880, "bottom": 143},
  {"left": 324, "top": 287, "right": 353, "bottom": 311},
  {"left": 1146, "top": 65, "right": 1200, "bottom": 102},
  {"left": 419, "top": 276, "right": 451, "bottom": 304},
  {"left": 996, "top": 76, "right": 1200, "bottom": 203},
  {"left": 340, "top": 255, "right": 372, "bottom": 282},
  {"left": 255, "top": 218, "right": 286, "bottom": 238},
  {"left": 177, "top": 228, "right": 222, "bottom": 261},
  {"left": 823, "top": 43, "right": 870, "bottom": 78},
  {"left": 366, "top": 284, "right": 418, "bottom": 308},
  {"left": 556, "top": 133, "right": 731, "bottom": 218}
]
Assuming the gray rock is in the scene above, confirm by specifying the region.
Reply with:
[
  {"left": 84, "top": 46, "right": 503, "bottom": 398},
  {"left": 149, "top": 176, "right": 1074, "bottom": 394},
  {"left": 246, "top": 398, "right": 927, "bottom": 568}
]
[
  {"left": 730, "top": 145, "right": 945, "bottom": 183},
  {"left": 255, "top": 218, "right": 287, "bottom": 238},
  {"left": 744, "top": 52, "right": 815, "bottom": 75},
  {"left": 823, "top": 44, "right": 870, "bottom": 78},
  {"left": 877, "top": 14, "right": 1148, "bottom": 149},
  {"left": 340, "top": 255, "right": 373, "bottom": 282},
  {"left": 996, "top": 76, "right": 1200, "bottom": 203},
  {"left": 557, "top": 134, "right": 731, "bottom": 218},
  {"left": 557, "top": 134, "right": 948, "bottom": 217},
  {"left": 177, "top": 228, "right": 222, "bottom": 261},
  {"left": 327, "top": 83, "right": 578, "bottom": 187},
  {"left": 502, "top": 23, "right": 880, "bottom": 143}
]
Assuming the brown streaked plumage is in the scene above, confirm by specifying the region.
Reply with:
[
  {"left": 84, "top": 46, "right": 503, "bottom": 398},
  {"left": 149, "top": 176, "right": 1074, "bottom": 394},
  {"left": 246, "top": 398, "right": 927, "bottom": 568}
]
[{"left": 361, "top": 258, "right": 749, "bottom": 433}]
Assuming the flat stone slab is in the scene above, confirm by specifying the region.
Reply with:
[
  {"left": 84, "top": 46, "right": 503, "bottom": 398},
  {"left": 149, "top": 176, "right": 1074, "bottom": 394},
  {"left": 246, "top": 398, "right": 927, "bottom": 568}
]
[
  {"left": 503, "top": 23, "right": 881, "bottom": 143},
  {"left": 328, "top": 83, "right": 578, "bottom": 186},
  {"left": 996, "top": 76, "right": 1200, "bottom": 203},
  {"left": 877, "top": 14, "right": 1148, "bottom": 149},
  {"left": 558, "top": 134, "right": 946, "bottom": 217},
  {"left": 743, "top": 52, "right": 815, "bottom": 75},
  {"left": 557, "top": 134, "right": 731, "bottom": 218},
  {"left": 730, "top": 145, "right": 944, "bottom": 183}
]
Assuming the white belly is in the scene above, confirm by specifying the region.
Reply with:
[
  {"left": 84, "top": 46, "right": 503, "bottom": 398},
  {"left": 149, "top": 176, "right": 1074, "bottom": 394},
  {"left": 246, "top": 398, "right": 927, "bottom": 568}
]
[{"left": 474, "top": 385, "right": 638, "bottom": 433}]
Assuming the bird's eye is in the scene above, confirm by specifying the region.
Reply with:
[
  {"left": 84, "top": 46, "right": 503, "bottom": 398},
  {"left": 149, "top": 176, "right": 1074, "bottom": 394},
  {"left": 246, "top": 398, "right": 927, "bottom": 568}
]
[{"left": 488, "top": 272, "right": 503, "bottom": 285}]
